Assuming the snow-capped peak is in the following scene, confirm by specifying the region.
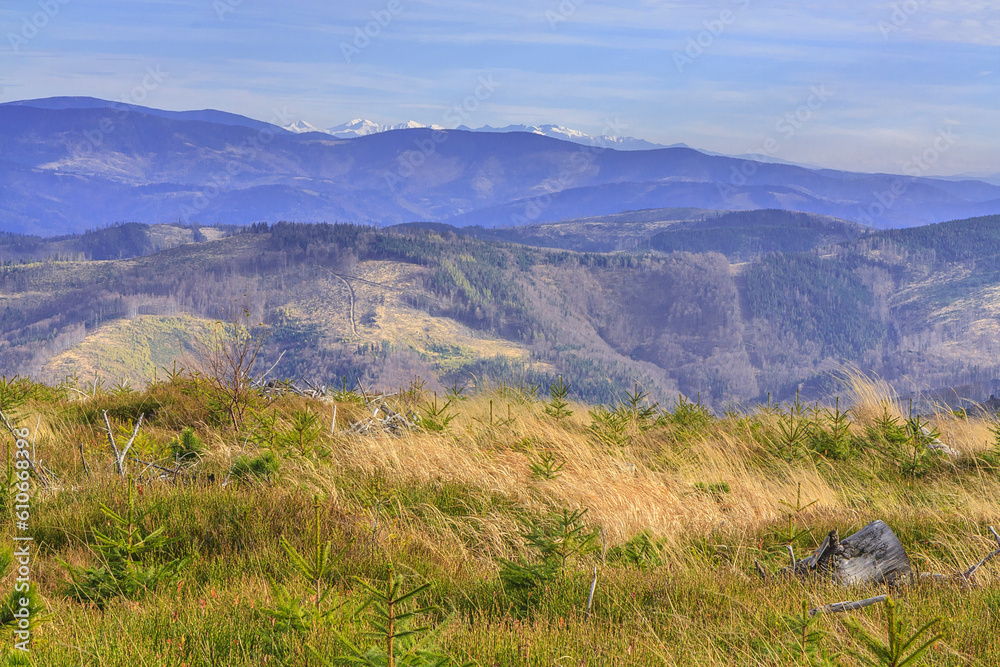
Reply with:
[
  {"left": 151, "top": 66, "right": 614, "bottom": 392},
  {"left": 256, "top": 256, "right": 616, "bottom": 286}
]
[
  {"left": 327, "top": 118, "right": 384, "bottom": 138},
  {"left": 286, "top": 117, "right": 672, "bottom": 151},
  {"left": 387, "top": 120, "right": 429, "bottom": 131},
  {"left": 455, "top": 123, "right": 672, "bottom": 151},
  {"left": 534, "top": 124, "right": 589, "bottom": 141},
  {"left": 282, "top": 120, "right": 325, "bottom": 134}
]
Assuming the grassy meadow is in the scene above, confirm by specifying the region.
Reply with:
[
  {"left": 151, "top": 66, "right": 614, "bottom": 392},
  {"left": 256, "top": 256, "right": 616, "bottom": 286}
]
[{"left": 1, "top": 370, "right": 999, "bottom": 666}]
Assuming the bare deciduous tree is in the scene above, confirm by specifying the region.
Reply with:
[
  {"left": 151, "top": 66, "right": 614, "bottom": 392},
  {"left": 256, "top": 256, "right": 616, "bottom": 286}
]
[{"left": 195, "top": 297, "right": 270, "bottom": 430}]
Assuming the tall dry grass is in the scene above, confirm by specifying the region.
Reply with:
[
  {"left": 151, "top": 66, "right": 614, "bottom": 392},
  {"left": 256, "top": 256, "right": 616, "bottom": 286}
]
[{"left": 5, "top": 369, "right": 1000, "bottom": 665}]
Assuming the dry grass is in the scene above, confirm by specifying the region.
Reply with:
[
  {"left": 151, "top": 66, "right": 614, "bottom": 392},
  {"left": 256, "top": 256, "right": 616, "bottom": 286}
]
[{"left": 4, "top": 370, "right": 1000, "bottom": 665}]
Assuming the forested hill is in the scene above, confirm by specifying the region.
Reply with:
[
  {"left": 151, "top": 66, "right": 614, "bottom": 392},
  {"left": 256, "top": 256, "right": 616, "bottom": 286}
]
[
  {"left": 407, "top": 208, "right": 872, "bottom": 258},
  {"left": 3, "top": 214, "right": 1000, "bottom": 407},
  {"left": 0, "top": 222, "right": 232, "bottom": 263}
]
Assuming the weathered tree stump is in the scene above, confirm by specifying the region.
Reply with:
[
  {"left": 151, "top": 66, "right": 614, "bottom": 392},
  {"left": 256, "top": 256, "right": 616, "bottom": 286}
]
[
  {"left": 773, "top": 523, "right": 1000, "bottom": 617},
  {"left": 785, "top": 520, "right": 912, "bottom": 586}
]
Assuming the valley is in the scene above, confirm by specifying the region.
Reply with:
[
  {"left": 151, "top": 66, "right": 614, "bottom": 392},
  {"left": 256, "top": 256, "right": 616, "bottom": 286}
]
[{"left": 4, "top": 211, "right": 1000, "bottom": 409}]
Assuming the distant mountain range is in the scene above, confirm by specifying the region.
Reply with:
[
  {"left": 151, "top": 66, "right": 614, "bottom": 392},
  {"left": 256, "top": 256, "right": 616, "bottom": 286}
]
[
  {"left": 286, "top": 119, "right": 825, "bottom": 166},
  {"left": 283, "top": 117, "right": 668, "bottom": 151},
  {"left": 2, "top": 96, "right": 999, "bottom": 235},
  {"left": 288, "top": 118, "right": 447, "bottom": 139}
]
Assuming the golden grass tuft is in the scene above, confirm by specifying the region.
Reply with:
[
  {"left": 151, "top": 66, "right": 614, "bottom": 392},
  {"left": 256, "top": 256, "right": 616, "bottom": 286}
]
[{"left": 9, "top": 374, "right": 1000, "bottom": 665}]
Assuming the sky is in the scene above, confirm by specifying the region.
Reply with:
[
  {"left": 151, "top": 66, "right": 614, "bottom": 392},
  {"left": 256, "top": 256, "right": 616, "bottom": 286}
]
[{"left": 1, "top": 0, "right": 998, "bottom": 176}]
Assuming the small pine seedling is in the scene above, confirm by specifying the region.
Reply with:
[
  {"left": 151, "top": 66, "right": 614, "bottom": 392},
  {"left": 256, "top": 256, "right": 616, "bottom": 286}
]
[
  {"left": 323, "top": 567, "right": 471, "bottom": 667},
  {"left": 844, "top": 595, "right": 942, "bottom": 667},
  {"left": 528, "top": 451, "right": 564, "bottom": 481},
  {"left": 418, "top": 393, "right": 456, "bottom": 432},
  {"left": 779, "top": 600, "right": 833, "bottom": 666},
  {"left": 544, "top": 377, "right": 573, "bottom": 420},
  {"left": 778, "top": 482, "right": 817, "bottom": 545},
  {"left": 264, "top": 495, "right": 349, "bottom": 633},
  {"left": 168, "top": 427, "right": 204, "bottom": 462}
]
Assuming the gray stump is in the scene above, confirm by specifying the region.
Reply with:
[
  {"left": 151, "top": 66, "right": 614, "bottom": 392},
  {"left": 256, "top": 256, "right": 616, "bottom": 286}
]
[{"left": 786, "top": 520, "right": 912, "bottom": 586}]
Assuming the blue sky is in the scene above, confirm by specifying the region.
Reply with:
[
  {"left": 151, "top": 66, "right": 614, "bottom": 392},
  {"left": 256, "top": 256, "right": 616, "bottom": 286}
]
[{"left": 1, "top": 0, "right": 998, "bottom": 175}]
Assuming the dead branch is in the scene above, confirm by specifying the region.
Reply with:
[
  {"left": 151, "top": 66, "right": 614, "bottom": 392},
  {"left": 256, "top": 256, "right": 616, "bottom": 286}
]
[
  {"left": 127, "top": 456, "right": 194, "bottom": 480},
  {"left": 255, "top": 350, "right": 286, "bottom": 386},
  {"left": 343, "top": 396, "right": 419, "bottom": 436},
  {"left": 809, "top": 595, "right": 887, "bottom": 617},
  {"left": 79, "top": 443, "right": 91, "bottom": 478},
  {"left": 103, "top": 410, "right": 145, "bottom": 477},
  {"left": 961, "top": 526, "right": 1000, "bottom": 582},
  {"left": 585, "top": 566, "right": 598, "bottom": 621},
  {"left": 921, "top": 426, "right": 961, "bottom": 457}
]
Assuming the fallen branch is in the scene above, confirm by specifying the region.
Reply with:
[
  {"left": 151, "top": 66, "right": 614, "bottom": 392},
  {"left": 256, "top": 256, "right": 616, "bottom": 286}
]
[
  {"left": 344, "top": 397, "right": 419, "bottom": 436},
  {"left": 255, "top": 350, "right": 286, "bottom": 386},
  {"left": 127, "top": 456, "right": 192, "bottom": 478},
  {"left": 961, "top": 526, "right": 1000, "bottom": 582},
  {"left": 809, "top": 595, "right": 887, "bottom": 617},
  {"left": 920, "top": 426, "right": 961, "bottom": 457}
]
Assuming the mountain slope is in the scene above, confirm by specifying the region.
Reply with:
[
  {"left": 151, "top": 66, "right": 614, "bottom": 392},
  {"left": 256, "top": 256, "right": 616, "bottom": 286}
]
[
  {"left": 400, "top": 208, "right": 869, "bottom": 256},
  {"left": 5, "top": 96, "right": 285, "bottom": 134},
  {"left": 2, "top": 99, "right": 999, "bottom": 234},
  {"left": 5, "top": 216, "right": 1000, "bottom": 406}
]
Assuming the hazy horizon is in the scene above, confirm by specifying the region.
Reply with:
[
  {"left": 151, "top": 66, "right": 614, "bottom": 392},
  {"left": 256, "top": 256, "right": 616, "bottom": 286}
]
[{"left": 2, "top": 1, "right": 998, "bottom": 177}]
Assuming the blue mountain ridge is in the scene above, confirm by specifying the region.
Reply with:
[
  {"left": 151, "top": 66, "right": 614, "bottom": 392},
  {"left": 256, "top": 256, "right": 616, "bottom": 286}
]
[{"left": 1, "top": 98, "right": 998, "bottom": 235}]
